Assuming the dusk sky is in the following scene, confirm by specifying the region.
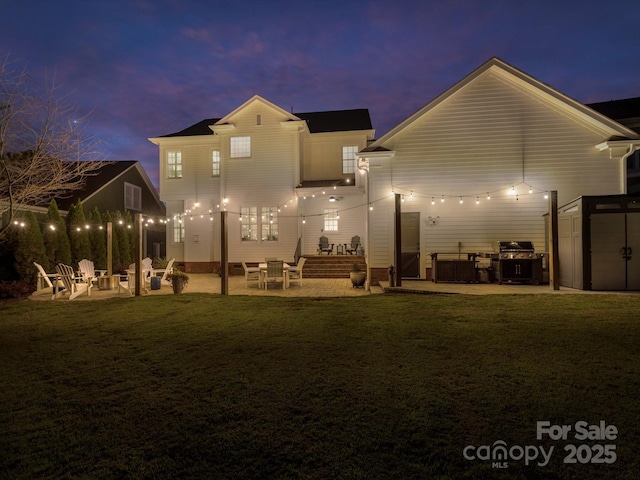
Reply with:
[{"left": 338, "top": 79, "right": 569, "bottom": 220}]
[{"left": 2, "top": 0, "right": 639, "bottom": 189}]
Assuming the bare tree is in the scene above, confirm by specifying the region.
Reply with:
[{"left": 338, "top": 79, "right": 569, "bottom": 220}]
[{"left": 0, "top": 55, "right": 111, "bottom": 238}]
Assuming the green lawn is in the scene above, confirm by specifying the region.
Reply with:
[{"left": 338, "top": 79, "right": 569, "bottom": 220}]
[{"left": 1, "top": 294, "right": 639, "bottom": 479}]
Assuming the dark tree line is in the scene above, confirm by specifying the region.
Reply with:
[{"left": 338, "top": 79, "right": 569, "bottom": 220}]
[{"left": 0, "top": 199, "right": 136, "bottom": 286}]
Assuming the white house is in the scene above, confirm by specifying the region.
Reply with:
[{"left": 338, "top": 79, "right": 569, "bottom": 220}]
[
  {"left": 357, "top": 57, "right": 640, "bottom": 284},
  {"left": 149, "top": 96, "right": 374, "bottom": 272},
  {"left": 150, "top": 58, "right": 640, "bottom": 287}
]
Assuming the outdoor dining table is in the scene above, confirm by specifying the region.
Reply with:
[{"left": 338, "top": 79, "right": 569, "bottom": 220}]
[{"left": 258, "top": 262, "right": 290, "bottom": 289}]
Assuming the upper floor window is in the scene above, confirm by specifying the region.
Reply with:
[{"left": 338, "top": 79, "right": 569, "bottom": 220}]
[
  {"left": 212, "top": 150, "right": 220, "bottom": 176},
  {"left": 342, "top": 145, "right": 358, "bottom": 174},
  {"left": 261, "top": 207, "right": 278, "bottom": 241},
  {"left": 124, "top": 182, "right": 142, "bottom": 211},
  {"left": 231, "top": 136, "right": 251, "bottom": 158},
  {"left": 324, "top": 208, "right": 339, "bottom": 231},
  {"left": 167, "top": 151, "right": 182, "bottom": 178}
]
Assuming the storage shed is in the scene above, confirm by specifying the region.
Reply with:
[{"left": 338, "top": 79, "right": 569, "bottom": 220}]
[{"left": 558, "top": 195, "right": 640, "bottom": 290}]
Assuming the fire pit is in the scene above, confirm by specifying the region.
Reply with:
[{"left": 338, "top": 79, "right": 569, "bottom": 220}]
[{"left": 97, "top": 275, "right": 119, "bottom": 290}]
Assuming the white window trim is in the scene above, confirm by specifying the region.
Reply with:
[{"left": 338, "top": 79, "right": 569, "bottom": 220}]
[
  {"left": 342, "top": 145, "right": 358, "bottom": 174},
  {"left": 261, "top": 207, "right": 278, "bottom": 241},
  {"left": 324, "top": 208, "right": 339, "bottom": 231},
  {"left": 124, "top": 182, "right": 142, "bottom": 211},
  {"left": 230, "top": 136, "right": 251, "bottom": 158},
  {"left": 240, "top": 206, "right": 258, "bottom": 241},
  {"left": 212, "top": 150, "right": 220, "bottom": 176},
  {"left": 167, "top": 151, "right": 182, "bottom": 178}
]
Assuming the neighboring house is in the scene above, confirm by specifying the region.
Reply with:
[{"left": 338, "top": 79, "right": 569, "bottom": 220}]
[
  {"left": 357, "top": 57, "right": 640, "bottom": 283},
  {"left": 53, "top": 160, "right": 166, "bottom": 259},
  {"left": 149, "top": 96, "right": 374, "bottom": 272},
  {"left": 587, "top": 97, "right": 640, "bottom": 194},
  {"left": 149, "top": 58, "right": 640, "bottom": 287}
]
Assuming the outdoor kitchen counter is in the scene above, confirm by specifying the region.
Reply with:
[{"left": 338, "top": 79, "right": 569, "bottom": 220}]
[{"left": 430, "top": 253, "right": 479, "bottom": 283}]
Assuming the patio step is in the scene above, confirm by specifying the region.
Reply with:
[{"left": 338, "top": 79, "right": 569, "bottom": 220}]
[{"left": 301, "top": 255, "right": 366, "bottom": 278}]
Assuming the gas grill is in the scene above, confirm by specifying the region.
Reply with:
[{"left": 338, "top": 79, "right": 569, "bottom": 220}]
[{"left": 491, "top": 241, "right": 543, "bottom": 285}]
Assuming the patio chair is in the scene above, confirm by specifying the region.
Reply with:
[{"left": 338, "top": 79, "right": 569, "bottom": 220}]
[
  {"left": 78, "top": 259, "right": 99, "bottom": 285},
  {"left": 264, "top": 260, "right": 286, "bottom": 290},
  {"left": 151, "top": 258, "right": 175, "bottom": 287},
  {"left": 242, "top": 261, "right": 261, "bottom": 287},
  {"left": 319, "top": 236, "right": 334, "bottom": 255},
  {"left": 55, "top": 263, "right": 91, "bottom": 300},
  {"left": 122, "top": 260, "right": 151, "bottom": 294},
  {"left": 287, "top": 257, "right": 306, "bottom": 287},
  {"left": 34, "top": 262, "right": 62, "bottom": 299},
  {"left": 345, "top": 236, "right": 361, "bottom": 255}
]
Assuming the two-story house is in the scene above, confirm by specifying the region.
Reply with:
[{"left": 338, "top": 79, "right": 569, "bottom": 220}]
[
  {"left": 151, "top": 58, "right": 640, "bottom": 288},
  {"left": 149, "top": 96, "right": 374, "bottom": 272}
]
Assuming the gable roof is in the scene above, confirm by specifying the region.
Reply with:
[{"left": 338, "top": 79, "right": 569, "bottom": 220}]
[
  {"left": 155, "top": 95, "right": 372, "bottom": 137},
  {"left": 364, "top": 57, "right": 640, "bottom": 151},
  {"left": 53, "top": 161, "right": 162, "bottom": 212}
]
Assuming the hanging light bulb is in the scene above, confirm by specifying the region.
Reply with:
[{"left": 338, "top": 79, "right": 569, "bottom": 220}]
[
  {"left": 487, "top": 193, "right": 491, "bottom": 200},
  {"left": 476, "top": 196, "right": 480, "bottom": 204},
  {"left": 431, "top": 197, "right": 435, "bottom": 205},
  {"left": 459, "top": 197, "right": 463, "bottom": 204},
  {"left": 369, "top": 204, "right": 373, "bottom": 211},
  {"left": 544, "top": 191, "right": 549, "bottom": 199},
  {"left": 302, "top": 217, "right": 306, "bottom": 224},
  {"left": 441, "top": 195, "right": 445, "bottom": 203},
  {"left": 528, "top": 186, "right": 533, "bottom": 194}
]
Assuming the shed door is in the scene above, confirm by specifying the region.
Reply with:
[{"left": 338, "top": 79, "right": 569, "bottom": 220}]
[
  {"left": 627, "top": 213, "right": 640, "bottom": 290},
  {"left": 401, "top": 212, "right": 420, "bottom": 278},
  {"left": 591, "top": 214, "right": 626, "bottom": 290}
]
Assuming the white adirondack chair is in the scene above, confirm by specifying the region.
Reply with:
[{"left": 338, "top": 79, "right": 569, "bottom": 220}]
[
  {"left": 55, "top": 263, "right": 91, "bottom": 300},
  {"left": 34, "top": 262, "right": 62, "bottom": 299},
  {"left": 78, "top": 259, "right": 98, "bottom": 285},
  {"left": 152, "top": 258, "right": 175, "bottom": 287}
]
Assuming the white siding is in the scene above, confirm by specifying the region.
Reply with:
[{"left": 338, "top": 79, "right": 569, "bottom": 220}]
[
  {"left": 299, "top": 194, "right": 367, "bottom": 255},
  {"left": 367, "top": 71, "right": 626, "bottom": 273}
]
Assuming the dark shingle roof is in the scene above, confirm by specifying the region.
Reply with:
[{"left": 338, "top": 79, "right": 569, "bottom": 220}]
[
  {"left": 587, "top": 97, "right": 640, "bottom": 122},
  {"left": 160, "top": 118, "right": 221, "bottom": 137},
  {"left": 294, "top": 109, "right": 372, "bottom": 133},
  {"left": 160, "top": 109, "right": 372, "bottom": 137}
]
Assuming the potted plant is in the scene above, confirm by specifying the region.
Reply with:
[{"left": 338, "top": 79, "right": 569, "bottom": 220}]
[
  {"left": 350, "top": 262, "right": 366, "bottom": 288},
  {"left": 167, "top": 268, "right": 189, "bottom": 294}
]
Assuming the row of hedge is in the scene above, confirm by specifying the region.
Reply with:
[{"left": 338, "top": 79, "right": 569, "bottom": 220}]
[{"left": 1, "top": 199, "right": 137, "bottom": 288}]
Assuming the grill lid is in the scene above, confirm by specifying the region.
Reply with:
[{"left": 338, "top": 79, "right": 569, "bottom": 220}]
[{"left": 495, "top": 241, "right": 535, "bottom": 252}]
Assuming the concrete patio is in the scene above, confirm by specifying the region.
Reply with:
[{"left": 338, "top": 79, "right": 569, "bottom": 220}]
[{"left": 28, "top": 274, "right": 632, "bottom": 302}]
